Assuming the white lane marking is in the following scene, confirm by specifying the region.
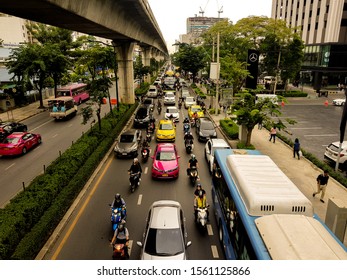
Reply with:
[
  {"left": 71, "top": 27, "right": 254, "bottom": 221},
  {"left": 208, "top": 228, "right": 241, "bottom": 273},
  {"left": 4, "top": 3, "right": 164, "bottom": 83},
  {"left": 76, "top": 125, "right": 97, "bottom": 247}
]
[
  {"left": 304, "top": 134, "right": 338, "bottom": 137},
  {"left": 5, "top": 163, "right": 15, "bottom": 170},
  {"left": 137, "top": 194, "right": 143, "bottom": 205},
  {"left": 144, "top": 167, "right": 148, "bottom": 174},
  {"left": 128, "top": 240, "right": 133, "bottom": 256},
  {"left": 52, "top": 134, "right": 58, "bottom": 138},
  {"left": 211, "top": 245, "right": 219, "bottom": 258},
  {"left": 290, "top": 127, "right": 322, "bottom": 130},
  {"left": 31, "top": 119, "right": 54, "bottom": 132},
  {"left": 207, "top": 224, "right": 213, "bottom": 236}
]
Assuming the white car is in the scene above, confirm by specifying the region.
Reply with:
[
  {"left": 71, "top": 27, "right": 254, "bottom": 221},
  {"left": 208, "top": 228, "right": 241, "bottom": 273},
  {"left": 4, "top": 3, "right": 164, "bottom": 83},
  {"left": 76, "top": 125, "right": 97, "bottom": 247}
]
[
  {"left": 147, "top": 85, "right": 158, "bottom": 98},
  {"left": 324, "top": 141, "right": 347, "bottom": 169},
  {"left": 184, "top": 96, "right": 196, "bottom": 109},
  {"left": 165, "top": 106, "right": 180, "bottom": 122},
  {"left": 137, "top": 200, "right": 192, "bottom": 260},
  {"left": 164, "top": 92, "right": 176, "bottom": 105},
  {"left": 204, "top": 138, "right": 231, "bottom": 173},
  {"left": 332, "top": 99, "right": 346, "bottom": 106}
]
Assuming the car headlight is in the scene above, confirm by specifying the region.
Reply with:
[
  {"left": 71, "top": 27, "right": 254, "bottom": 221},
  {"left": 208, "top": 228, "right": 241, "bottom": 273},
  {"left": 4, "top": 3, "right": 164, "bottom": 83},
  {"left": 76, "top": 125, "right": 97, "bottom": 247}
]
[{"left": 153, "top": 166, "right": 162, "bottom": 172}]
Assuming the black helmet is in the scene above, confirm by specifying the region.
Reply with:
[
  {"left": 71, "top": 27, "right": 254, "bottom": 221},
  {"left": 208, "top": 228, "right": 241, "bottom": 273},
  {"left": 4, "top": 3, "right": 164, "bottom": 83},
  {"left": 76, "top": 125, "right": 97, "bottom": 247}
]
[
  {"left": 196, "top": 183, "right": 202, "bottom": 189},
  {"left": 115, "top": 193, "right": 121, "bottom": 202},
  {"left": 198, "top": 190, "right": 204, "bottom": 198}
]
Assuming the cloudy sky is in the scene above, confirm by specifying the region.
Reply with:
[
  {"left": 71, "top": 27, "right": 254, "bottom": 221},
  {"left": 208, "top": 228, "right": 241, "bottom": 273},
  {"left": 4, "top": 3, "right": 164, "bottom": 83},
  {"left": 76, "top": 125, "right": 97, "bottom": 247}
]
[{"left": 148, "top": 0, "right": 273, "bottom": 50}]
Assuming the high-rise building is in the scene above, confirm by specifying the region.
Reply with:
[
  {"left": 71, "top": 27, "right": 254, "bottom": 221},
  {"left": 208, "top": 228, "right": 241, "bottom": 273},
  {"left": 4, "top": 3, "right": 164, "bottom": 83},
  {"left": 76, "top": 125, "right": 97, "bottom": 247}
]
[{"left": 271, "top": 0, "right": 347, "bottom": 88}]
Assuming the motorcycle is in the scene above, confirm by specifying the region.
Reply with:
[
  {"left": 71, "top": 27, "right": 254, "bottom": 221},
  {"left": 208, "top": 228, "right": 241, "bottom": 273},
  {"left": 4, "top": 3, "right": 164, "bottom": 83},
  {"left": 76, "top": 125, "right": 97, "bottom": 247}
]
[
  {"left": 129, "top": 172, "right": 140, "bottom": 193},
  {"left": 109, "top": 206, "right": 126, "bottom": 232},
  {"left": 185, "top": 139, "right": 194, "bottom": 154},
  {"left": 178, "top": 100, "right": 182, "bottom": 109},
  {"left": 195, "top": 206, "right": 209, "bottom": 231},
  {"left": 191, "top": 117, "right": 197, "bottom": 128},
  {"left": 189, "top": 166, "right": 198, "bottom": 185},
  {"left": 183, "top": 123, "right": 190, "bottom": 134},
  {"left": 157, "top": 105, "right": 162, "bottom": 115},
  {"left": 112, "top": 243, "right": 128, "bottom": 260},
  {"left": 141, "top": 147, "right": 150, "bottom": 163},
  {"left": 146, "top": 133, "right": 151, "bottom": 143}
]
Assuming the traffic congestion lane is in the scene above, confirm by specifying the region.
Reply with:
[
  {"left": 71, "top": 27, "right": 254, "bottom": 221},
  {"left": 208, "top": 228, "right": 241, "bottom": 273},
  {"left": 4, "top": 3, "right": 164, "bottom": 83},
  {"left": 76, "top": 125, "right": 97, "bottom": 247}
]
[{"left": 42, "top": 95, "right": 224, "bottom": 260}]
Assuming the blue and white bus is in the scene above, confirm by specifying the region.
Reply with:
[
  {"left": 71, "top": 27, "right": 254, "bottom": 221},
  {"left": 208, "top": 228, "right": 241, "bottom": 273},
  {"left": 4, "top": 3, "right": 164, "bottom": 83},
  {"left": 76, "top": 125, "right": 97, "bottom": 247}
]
[{"left": 212, "top": 149, "right": 347, "bottom": 260}]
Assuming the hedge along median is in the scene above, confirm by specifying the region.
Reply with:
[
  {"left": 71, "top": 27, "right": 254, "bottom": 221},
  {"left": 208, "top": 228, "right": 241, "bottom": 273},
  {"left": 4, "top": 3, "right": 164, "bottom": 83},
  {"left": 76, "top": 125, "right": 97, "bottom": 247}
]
[{"left": 0, "top": 103, "right": 137, "bottom": 260}]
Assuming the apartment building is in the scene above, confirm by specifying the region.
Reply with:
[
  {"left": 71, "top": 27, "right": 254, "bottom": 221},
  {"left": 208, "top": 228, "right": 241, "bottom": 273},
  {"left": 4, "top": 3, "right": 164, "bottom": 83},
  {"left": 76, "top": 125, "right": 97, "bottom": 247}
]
[{"left": 271, "top": 0, "right": 347, "bottom": 89}]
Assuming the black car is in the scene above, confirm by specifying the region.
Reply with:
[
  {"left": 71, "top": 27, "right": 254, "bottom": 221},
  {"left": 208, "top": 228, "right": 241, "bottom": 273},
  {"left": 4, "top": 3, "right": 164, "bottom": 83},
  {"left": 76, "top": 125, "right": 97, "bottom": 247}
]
[
  {"left": 0, "top": 122, "right": 28, "bottom": 140},
  {"left": 195, "top": 117, "right": 217, "bottom": 142},
  {"left": 133, "top": 106, "right": 151, "bottom": 128},
  {"left": 142, "top": 98, "right": 155, "bottom": 112}
]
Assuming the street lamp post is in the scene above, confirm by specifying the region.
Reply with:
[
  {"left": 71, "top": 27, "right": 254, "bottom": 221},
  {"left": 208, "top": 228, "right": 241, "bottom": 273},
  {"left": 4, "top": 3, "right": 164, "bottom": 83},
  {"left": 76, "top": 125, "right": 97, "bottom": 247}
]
[{"left": 111, "top": 40, "right": 120, "bottom": 111}]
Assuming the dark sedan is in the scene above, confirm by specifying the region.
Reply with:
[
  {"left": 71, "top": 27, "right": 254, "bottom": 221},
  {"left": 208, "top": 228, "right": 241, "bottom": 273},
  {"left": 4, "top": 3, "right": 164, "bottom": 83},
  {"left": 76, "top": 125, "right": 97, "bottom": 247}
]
[{"left": 0, "top": 121, "right": 28, "bottom": 140}]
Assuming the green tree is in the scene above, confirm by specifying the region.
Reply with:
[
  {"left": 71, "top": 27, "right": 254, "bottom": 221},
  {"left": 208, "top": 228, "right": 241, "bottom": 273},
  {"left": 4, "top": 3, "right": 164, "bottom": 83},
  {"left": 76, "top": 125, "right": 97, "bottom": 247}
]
[
  {"left": 172, "top": 43, "right": 206, "bottom": 79},
  {"left": 232, "top": 93, "right": 293, "bottom": 146}
]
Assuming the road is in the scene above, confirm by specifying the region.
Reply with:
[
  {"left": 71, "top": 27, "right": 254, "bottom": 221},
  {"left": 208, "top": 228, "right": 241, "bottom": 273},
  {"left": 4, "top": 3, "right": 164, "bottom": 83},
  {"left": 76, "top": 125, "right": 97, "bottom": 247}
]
[
  {"left": 42, "top": 93, "right": 225, "bottom": 260},
  {"left": 0, "top": 103, "right": 109, "bottom": 207}
]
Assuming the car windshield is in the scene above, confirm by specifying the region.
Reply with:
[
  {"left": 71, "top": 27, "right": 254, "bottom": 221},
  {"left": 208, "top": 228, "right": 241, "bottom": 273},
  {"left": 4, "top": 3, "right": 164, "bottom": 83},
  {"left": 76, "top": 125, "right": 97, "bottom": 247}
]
[
  {"left": 144, "top": 228, "right": 184, "bottom": 256},
  {"left": 192, "top": 107, "right": 202, "bottom": 112},
  {"left": 186, "top": 97, "right": 194, "bottom": 102},
  {"left": 167, "top": 108, "right": 178, "bottom": 114},
  {"left": 120, "top": 134, "right": 135, "bottom": 143},
  {"left": 160, "top": 124, "right": 173, "bottom": 130},
  {"left": 136, "top": 108, "right": 148, "bottom": 117},
  {"left": 143, "top": 100, "right": 152, "bottom": 105},
  {"left": 156, "top": 151, "right": 176, "bottom": 161},
  {"left": 165, "top": 93, "right": 174, "bottom": 98}
]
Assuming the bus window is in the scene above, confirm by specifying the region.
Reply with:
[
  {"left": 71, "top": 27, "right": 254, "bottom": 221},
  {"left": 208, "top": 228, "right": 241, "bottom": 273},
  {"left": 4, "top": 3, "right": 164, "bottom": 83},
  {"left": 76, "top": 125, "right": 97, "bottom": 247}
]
[{"left": 56, "top": 83, "right": 89, "bottom": 105}]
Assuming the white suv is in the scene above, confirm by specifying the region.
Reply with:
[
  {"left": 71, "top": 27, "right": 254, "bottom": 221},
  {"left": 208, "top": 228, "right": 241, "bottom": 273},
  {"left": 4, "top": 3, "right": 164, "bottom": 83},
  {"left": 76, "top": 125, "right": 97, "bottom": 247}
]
[
  {"left": 204, "top": 138, "right": 231, "bottom": 173},
  {"left": 324, "top": 141, "right": 347, "bottom": 169}
]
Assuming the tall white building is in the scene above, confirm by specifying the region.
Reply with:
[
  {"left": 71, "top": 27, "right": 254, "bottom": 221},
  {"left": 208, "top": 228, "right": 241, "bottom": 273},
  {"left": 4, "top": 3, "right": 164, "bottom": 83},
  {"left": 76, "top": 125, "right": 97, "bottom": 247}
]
[
  {"left": 271, "top": 0, "right": 347, "bottom": 88},
  {"left": 0, "top": 13, "right": 30, "bottom": 47}
]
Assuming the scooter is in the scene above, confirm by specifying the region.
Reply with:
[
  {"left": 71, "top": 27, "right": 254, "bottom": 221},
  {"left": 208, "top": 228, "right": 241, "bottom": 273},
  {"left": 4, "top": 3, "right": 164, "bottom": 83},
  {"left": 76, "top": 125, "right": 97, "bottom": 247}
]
[
  {"left": 183, "top": 123, "right": 190, "bottom": 134},
  {"left": 189, "top": 166, "right": 198, "bottom": 185},
  {"left": 178, "top": 100, "right": 182, "bottom": 109},
  {"left": 146, "top": 133, "right": 151, "bottom": 143},
  {"left": 191, "top": 117, "right": 197, "bottom": 128},
  {"left": 112, "top": 243, "right": 128, "bottom": 260},
  {"left": 109, "top": 206, "right": 126, "bottom": 232},
  {"left": 157, "top": 105, "right": 162, "bottom": 115},
  {"left": 185, "top": 139, "right": 194, "bottom": 154},
  {"left": 195, "top": 206, "right": 209, "bottom": 231},
  {"left": 141, "top": 147, "right": 150, "bottom": 163},
  {"left": 129, "top": 172, "right": 140, "bottom": 193}
]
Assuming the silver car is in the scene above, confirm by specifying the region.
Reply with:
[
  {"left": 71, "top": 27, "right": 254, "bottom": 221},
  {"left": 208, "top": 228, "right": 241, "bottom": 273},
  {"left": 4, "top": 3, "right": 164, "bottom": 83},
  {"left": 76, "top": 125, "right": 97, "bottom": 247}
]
[
  {"left": 114, "top": 129, "right": 142, "bottom": 158},
  {"left": 137, "top": 200, "right": 192, "bottom": 260}
]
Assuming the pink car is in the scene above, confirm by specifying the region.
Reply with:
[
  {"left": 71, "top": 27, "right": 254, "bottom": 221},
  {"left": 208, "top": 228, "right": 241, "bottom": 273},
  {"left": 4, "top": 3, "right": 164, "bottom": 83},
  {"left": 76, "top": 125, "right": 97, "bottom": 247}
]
[
  {"left": 0, "top": 132, "right": 42, "bottom": 156},
  {"left": 151, "top": 143, "right": 180, "bottom": 179}
]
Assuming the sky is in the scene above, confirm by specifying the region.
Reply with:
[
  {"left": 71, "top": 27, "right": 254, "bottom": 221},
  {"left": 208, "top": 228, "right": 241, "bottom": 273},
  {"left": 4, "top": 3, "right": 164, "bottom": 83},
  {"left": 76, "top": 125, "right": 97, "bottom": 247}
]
[{"left": 148, "top": 0, "right": 273, "bottom": 52}]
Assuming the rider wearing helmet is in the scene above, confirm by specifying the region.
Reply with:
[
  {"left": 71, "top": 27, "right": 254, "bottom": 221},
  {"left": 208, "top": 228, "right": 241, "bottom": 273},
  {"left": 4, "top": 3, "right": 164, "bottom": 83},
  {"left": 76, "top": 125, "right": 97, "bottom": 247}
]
[
  {"left": 111, "top": 220, "right": 130, "bottom": 258},
  {"left": 183, "top": 117, "right": 190, "bottom": 124},
  {"left": 111, "top": 193, "right": 126, "bottom": 218},
  {"left": 194, "top": 190, "right": 209, "bottom": 221},
  {"left": 194, "top": 183, "right": 206, "bottom": 198},
  {"left": 128, "top": 158, "right": 142, "bottom": 178},
  {"left": 187, "top": 154, "right": 199, "bottom": 176}
]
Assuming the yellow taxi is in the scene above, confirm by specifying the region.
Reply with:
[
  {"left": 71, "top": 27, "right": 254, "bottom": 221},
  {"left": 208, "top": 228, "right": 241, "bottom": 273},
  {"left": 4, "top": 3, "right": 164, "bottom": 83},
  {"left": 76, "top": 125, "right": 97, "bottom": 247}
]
[
  {"left": 156, "top": 119, "right": 176, "bottom": 142},
  {"left": 188, "top": 105, "right": 204, "bottom": 119}
]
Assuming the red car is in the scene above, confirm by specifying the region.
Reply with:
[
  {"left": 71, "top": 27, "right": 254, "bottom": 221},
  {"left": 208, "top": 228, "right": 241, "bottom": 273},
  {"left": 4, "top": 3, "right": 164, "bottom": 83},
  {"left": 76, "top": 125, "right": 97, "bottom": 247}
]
[
  {"left": 151, "top": 143, "right": 180, "bottom": 179},
  {"left": 0, "top": 132, "right": 42, "bottom": 156}
]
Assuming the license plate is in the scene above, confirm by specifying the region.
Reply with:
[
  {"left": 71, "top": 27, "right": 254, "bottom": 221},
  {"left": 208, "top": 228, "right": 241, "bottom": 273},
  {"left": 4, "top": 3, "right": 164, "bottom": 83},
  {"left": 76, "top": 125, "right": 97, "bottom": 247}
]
[
  {"left": 122, "top": 153, "right": 127, "bottom": 155},
  {"left": 162, "top": 174, "right": 168, "bottom": 177}
]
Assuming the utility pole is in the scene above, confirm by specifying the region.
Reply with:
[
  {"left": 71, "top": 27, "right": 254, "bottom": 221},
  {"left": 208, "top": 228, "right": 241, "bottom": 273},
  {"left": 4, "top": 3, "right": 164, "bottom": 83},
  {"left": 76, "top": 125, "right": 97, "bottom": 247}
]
[{"left": 215, "top": 32, "right": 220, "bottom": 116}]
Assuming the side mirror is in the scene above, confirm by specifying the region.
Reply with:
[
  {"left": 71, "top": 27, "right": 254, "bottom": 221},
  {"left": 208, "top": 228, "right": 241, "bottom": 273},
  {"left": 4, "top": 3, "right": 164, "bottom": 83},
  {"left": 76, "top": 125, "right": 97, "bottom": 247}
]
[
  {"left": 136, "top": 241, "right": 143, "bottom": 247},
  {"left": 150, "top": 156, "right": 154, "bottom": 159},
  {"left": 186, "top": 241, "right": 192, "bottom": 248},
  {"left": 177, "top": 155, "right": 181, "bottom": 159}
]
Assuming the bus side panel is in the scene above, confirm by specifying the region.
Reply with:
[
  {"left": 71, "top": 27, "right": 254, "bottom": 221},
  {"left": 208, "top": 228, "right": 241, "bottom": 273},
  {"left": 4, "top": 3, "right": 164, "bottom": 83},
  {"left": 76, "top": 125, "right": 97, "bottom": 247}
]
[{"left": 212, "top": 186, "right": 237, "bottom": 260}]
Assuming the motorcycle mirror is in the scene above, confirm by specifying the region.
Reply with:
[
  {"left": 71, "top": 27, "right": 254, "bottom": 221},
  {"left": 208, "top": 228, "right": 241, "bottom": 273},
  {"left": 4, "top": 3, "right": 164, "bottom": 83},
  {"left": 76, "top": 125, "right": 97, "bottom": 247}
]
[{"left": 186, "top": 241, "right": 192, "bottom": 247}]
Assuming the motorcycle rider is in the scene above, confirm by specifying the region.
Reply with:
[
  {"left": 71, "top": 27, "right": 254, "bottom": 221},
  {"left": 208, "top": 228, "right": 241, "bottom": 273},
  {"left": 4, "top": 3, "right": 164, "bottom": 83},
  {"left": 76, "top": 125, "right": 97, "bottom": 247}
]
[
  {"left": 184, "top": 131, "right": 194, "bottom": 148},
  {"left": 128, "top": 158, "right": 142, "bottom": 184},
  {"left": 187, "top": 154, "right": 199, "bottom": 177},
  {"left": 194, "top": 190, "right": 209, "bottom": 221},
  {"left": 111, "top": 193, "right": 126, "bottom": 220},
  {"left": 111, "top": 220, "right": 130, "bottom": 258},
  {"left": 194, "top": 183, "right": 206, "bottom": 198}
]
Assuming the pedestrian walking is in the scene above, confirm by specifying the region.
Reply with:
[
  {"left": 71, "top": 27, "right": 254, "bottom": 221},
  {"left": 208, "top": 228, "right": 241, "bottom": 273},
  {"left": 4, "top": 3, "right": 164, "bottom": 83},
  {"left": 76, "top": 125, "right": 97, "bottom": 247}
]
[
  {"left": 269, "top": 127, "right": 276, "bottom": 143},
  {"left": 313, "top": 170, "right": 329, "bottom": 203},
  {"left": 293, "top": 138, "right": 300, "bottom": 159}
]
